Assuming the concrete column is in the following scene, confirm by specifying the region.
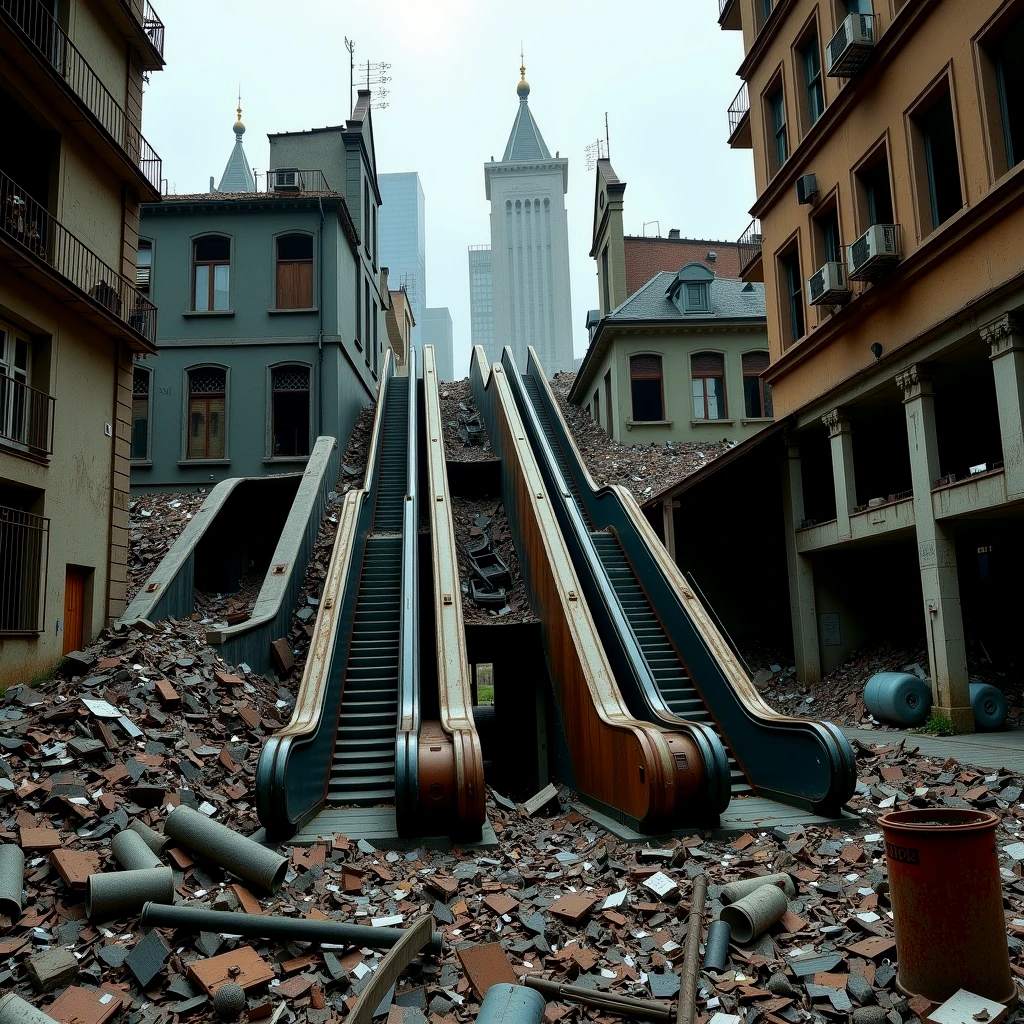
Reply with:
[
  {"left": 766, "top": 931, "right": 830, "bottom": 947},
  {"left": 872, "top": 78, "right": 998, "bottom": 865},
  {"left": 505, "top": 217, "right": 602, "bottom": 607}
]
[
  {"left": 781, "top": 439, "right": 820, "bottom": 683},
  {"left": 897, "top": 365, "right": 973, "bottom": 732},
  {"left": 822, "top": 409, "right": 857, "bottom": 539},
  {"left": 661, "top": 498, "right": 678, "bottom": 562},
  {"left": 982, "top": 313, "right": 1024, "bottom": 499}
]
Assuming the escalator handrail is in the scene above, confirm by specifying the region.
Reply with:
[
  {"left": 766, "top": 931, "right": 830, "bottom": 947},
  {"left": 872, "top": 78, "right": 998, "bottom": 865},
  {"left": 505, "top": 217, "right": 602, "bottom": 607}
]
[
  {"left": 255, "top": 351, "right": 396, "bottom": 835},
  {"left": 501, "top": 348, "right": 731, "bottom": 815},
  {"left": 395, "top": 347, "right": 420, "bottom": 828},
  {"left": 524, "top": 347, "right": 857, "bottom": 812}
]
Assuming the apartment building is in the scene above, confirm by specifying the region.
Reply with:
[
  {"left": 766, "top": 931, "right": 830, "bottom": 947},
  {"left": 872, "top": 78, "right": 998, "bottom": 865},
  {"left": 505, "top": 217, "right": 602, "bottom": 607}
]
[
  {"left": 705, "top": 0, "right": 1024, "bottom": 730},
  {"left": 0, "top": 0, "right": 165, "bottom": 685}
]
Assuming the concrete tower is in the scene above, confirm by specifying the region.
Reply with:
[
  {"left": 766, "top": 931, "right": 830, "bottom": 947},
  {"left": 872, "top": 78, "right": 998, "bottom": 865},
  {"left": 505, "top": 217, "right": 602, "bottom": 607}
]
[{"left": 484, "top": 58, "right": 573, "bottom": 373}]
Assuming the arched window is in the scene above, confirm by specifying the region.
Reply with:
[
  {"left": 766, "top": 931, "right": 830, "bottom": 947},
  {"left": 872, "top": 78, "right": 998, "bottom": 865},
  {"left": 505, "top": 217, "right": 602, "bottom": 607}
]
[
  {"left": 276, "top": 234, "right": 313, "bottom": 309},
  {"left": 131, "top": 366, "right": 151, "bottom": 460},
  {"left": 630, "top": 355, "right": 664, "bottom": 422},
  {"left": 691, "top": 353, "right": 726, "bottom": 420},
  {"left": 742, "top": 351, "right": 771, "bottom": 418},
  {"left": 192, "top": 235, "right": 230, "bottom": 311},
  {"left": 186, "top": 367, "right": 226, "bottom": 459},
  {"left": 271, "top": 365, "right": 311, "bottom": 457}
]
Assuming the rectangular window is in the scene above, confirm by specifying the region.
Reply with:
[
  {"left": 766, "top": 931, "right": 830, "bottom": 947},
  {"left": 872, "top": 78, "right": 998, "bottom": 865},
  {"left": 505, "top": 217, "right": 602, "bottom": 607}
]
[
  {"left": 691, "top": 352, "right": 726, "bottom": 420},
  {"left": 758, "top": 0, "right": 774, "bottom": 29},
  {"left": 994, "top": 15, "right": 1024, "bottom": 171},
  {"left": 193, "top": 236, "right": 230, "bottom": 311},
  {"left": 684, "top": 282, "right": 710, "bottom": 312},
  {"left": 372, "top": 301, "right": 379, "bottom": 375},
  {"left": 802, "top": 35, "right": 825, "bottom": 127},
  {"left": 364, "top": 279, "right": 371, "bottom": 361},
  {"left": 276, "top": 234, "right": 314, "bottom": 309},
  {"left": 0, "top": 325, "right": 31, "bottom": 447},
  {"left": 767, "top": 86, "right": 788, "bottom": 175},
  {"left": 855, "top": 148, "right": 894, "bottom": 228},
  {"left": 594, "top": 388, "right": 601, "bottom": 426},
  {"left": 815, "top": 205, "right": 842, "bottom": 265},
  {"left": 271, "top": 366, "right": 310, "bottom": 457},
  {"left": 742, "top": 352, "right": 770, "bottom": 418},
  {"left": 131, "top": 368, "right": 150, "bottom": 460},
  {"left": 604, "top": 371, "right": 613, "bottom": 436},
  {"left": 187, "top": 368, "right": 226, "bottom": 459},
  {"left": 911, "top": 87, "right": 963, "bottom": 232},
  {"left": 630, "top": 355, "right": 664, "bottom": 422},
  {"left": 843, "top": 0, "right": 871, "bottom": 13},
  {"left": 136, "top": 239, "right": 152, "bottom": 293},
  {"left": 601, "top": 246, "right": 610, "bottom": 312},
  {"left": 779, "top": 249, "right": 805, "bottom": 344}
]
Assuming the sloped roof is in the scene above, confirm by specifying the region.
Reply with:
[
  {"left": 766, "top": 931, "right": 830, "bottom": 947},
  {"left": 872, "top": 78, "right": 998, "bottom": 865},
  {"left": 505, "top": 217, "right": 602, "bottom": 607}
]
[
  {"left": 502, "top": 95, "right": 551, "bottom": 162},
  {"left": 607, "top": 270, "right": 766, "bottom": 322},
  {"left": 218, "top": 136, "right": 255, "bottom": 193}
]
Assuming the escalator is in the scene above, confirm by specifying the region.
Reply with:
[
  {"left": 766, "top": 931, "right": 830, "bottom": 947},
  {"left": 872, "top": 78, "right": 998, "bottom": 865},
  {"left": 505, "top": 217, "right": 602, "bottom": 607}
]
[{"left": 509, "top": 347, "right": 855, "bottom": 815}]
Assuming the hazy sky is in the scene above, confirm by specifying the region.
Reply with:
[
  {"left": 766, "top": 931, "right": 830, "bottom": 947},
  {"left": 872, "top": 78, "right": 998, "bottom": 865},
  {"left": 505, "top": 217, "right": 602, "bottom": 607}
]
[{"left": 143, "top": 0, "right": 754, "bottom": 377}]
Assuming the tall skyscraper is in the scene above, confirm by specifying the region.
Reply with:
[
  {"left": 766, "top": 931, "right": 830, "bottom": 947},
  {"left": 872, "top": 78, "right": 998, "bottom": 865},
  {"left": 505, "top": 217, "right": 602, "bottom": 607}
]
[
  {"left": 378, "top": 172, "right": 426, "bottom": 348},
  {"left": 468, "top": 245, "right": 495, "bottom": 358},
  {"left": 422, "top": 307, "right": 455, "bottom": 381},
  {"left": 483, "top": 60, "right": 573, "bottom": 373}
]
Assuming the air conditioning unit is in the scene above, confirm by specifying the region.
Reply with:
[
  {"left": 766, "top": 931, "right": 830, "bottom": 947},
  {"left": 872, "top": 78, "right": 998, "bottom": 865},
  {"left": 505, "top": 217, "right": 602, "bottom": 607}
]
[
  {"left": 807, "top": 261, "right": 851, "bottom": 305},
  {"left": 270, "top": 169, "right": 301, "bottom": 192},
  {"left": 827, "top": 13, "right": 875, "bottom": 77},
  {"left": 796, "top": 174, "right": 818, "bottom": 205},
  {"left": 847, "top": 224, "right": 900, "bottom": 282}
]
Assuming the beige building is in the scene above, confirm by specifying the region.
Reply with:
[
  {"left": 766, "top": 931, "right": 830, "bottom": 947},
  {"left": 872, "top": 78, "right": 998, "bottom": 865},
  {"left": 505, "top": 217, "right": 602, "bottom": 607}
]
[
  {"left": 693, "top": 0, "right": 1024, "bottom": 730},
  {"left": 384, "top": 282, "right": 415, "bottom": 374},
  {"left": 0, "top": 0, "right": 164, "bottom": 686},
  {"left": 570, "top": 158, "right": 771, "bottom": 446}
]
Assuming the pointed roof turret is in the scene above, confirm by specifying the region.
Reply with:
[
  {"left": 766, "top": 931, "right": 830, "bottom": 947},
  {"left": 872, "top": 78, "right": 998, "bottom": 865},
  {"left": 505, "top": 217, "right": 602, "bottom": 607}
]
[
  {"left": 502, "top": 54, "right": 551, "bottom": 162},
  {"left": 216, "top": 92, "right": 256, "bottom": 193}
]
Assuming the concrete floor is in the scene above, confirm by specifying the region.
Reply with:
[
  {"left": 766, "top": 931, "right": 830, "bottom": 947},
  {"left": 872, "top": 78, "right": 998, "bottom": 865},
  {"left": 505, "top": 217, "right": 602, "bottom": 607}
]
[
  {"left": 844, "top": 725, "right": 1024, "bottom": 773},
  {"left": 290, "top": 807, "right": 500, "bottom": 850}
]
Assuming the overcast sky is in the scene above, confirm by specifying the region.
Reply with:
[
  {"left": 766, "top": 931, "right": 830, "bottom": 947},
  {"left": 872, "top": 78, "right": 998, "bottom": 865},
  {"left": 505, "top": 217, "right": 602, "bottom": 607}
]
[{"left": 143, "top": 0, "right": 753, "bottom": 378}]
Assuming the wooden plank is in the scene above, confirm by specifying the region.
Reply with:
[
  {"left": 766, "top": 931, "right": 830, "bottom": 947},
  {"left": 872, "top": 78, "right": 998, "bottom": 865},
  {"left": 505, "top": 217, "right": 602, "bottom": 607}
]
[{"left": 348, "top": 916, "right": 433, "bottom": 1024}]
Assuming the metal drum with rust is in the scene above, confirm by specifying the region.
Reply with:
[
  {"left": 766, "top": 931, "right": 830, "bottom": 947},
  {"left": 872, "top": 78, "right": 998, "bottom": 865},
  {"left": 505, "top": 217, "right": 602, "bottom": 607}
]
[{"left": 879, "top": 808, "right": 1015, "bottom": 1007}]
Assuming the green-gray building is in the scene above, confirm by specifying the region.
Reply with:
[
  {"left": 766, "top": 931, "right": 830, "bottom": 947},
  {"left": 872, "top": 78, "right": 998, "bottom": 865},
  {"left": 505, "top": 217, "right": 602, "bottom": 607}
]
[{"left": 131, "top": 92, "right": 385, "bottom": 491}]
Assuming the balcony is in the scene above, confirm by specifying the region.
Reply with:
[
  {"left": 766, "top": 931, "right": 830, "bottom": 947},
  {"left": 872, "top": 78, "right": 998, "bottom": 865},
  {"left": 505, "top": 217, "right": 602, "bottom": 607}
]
[
  {"left": 94, "top": 0, "right": 164, "bottom": 70},
  {"left": 0, "top": 374, "right": 54, "bottom": 459},
  {"left": 0, "top": 505, "right": 49, "bottom": 634},
  {"left": 718, "top": 0, "right": 741, "bottom": 30},
  {"left": 1, "top": 169, "right": 157, "bottom": 349},
  {"left": 0, "top": 0, "right": 162, "bottom": 196},
  {"left": 727, "top": 82, "right": 752, "bottom": 148},
  {"left": 264, "top": 169, "right": 334, "bottom": 193},
  {"left": 737, "top": 218, "right": 763, "bottom": 281},
  {"left": 142, "top": 1, "right": 164, "bottom": 60}
]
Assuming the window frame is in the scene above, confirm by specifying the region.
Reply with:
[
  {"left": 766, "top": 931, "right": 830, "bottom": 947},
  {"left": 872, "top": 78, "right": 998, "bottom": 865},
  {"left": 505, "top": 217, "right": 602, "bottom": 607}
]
[
  {"left": 267, "top": 361, "right": 313, "bottom": 460},
  {"left": 182, "top": 364, "right": 229, "bottom": 463},
  {"left": 683, "top": 282, "right": 710, "bottom": 313},
  {"left": 811, "top": 188, "right": 844, "bottom": 268},
  {"left": 742, "top": 351, "right": 771, "bottom": 419},
  {"left": 628, "top": 353, "right": 665, "bottom": 423},
  {"left": 273, "top": 231, "right": 316, "bottom": 311},
  {"left": 763, "top": 72, "right": 789, "bottom": 179},
  {"left": 852, "top": 134, "right": 897, "bottom": 235},
  {"left": 136, "top": 237, "right": 153, "bottom": 295},
  {"left": 776, "top": 241, "right": 806, "bottom": 348},
  {"left": 690, "top": 351, "right": 727, "bottom": 421},
  {"left": 975, "top": 5, "right": 1024, "bottom": 183},
  {"left": 130, "top": 363, "right": 152, "bottom": 462},
  {"left": 795, "top": 16, "right": 825, "bottom": 134},
  {"left": 190, "top": 234, "right": 231, "bottom": 313}
]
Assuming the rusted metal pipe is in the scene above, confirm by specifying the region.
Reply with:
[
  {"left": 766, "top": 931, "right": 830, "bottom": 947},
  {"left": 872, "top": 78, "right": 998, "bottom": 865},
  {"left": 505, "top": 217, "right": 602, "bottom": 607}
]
[
  {"left": 0, "top": 844, "right": 24, "bottom": 921},
  {"left": 112, "top": 830, "right": 162, "bottom": 871},
  {"left": 164, "top": 805, "right": 287, "bottom": 893},
  {"left": 140, "top": 902, "right": 444, "bottom": 956},
  {"left": 523, "top": 978, "right": 673, "bottom": 1022},
  {"left": 677, "top": 874, "right": 707, "bottom": 1024},
  {"left": 86, "top": 867, "right": 174, "bottom": 922},
  {"left": 478, "top": 985, "right": 546, "bottom": 1024}
]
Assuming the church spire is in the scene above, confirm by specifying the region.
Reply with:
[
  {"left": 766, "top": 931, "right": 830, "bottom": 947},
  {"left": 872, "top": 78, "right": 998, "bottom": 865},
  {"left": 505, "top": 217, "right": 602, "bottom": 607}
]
[
  {"left": 216, "top": 91, "right": 255, "bottom": 193},
  {"left": 517, "top": 47, "right": 530, "bottom": 100},
  {"left": 502, "top": 52, "right": 550, "bottom": 162}
]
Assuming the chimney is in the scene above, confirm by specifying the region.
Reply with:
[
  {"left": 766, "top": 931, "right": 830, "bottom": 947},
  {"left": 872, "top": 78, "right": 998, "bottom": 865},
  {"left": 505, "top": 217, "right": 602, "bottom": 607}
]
[{"left": 668, "top": 228, "right": 681, "bottom": 239}]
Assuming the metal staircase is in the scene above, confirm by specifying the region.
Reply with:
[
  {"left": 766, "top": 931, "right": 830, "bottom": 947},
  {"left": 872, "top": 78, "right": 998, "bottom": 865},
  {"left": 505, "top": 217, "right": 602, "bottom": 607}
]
[
  {"left": 522, "top": 374, "right": 752, "bottom": 797},
  {"left": 327, "top": 378, "right": 409, "bottom": 805}
]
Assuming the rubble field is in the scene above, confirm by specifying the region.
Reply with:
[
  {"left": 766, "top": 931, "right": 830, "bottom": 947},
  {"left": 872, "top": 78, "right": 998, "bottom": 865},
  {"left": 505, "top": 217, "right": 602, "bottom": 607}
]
[
  {"left": 127, "top": 494, "right": 209, "bottom": 605},
  {"left": 439, "top": 380, "right": 494, "bottom": 463}
]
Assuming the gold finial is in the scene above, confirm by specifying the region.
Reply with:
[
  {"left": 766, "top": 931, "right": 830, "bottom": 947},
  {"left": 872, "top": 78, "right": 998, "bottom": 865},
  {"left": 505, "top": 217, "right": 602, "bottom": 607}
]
[
  {"left": 233, "top": 87, "right": 246, "bottom": 136},
  {"left": 517, "top": 44, "right": 530, "bottom": 97}
]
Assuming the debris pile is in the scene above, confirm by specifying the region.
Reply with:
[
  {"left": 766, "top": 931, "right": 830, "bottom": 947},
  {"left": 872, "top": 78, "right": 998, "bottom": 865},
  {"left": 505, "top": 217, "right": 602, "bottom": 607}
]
[
  {"left": 440, "top": 380, "right": 493, "bottom": 462},
  {"left": 127, "top": 493, "right": 209, "bottom": 603},
  {"left": 548, "top": 372, "right": 733, "bottom": 504}
]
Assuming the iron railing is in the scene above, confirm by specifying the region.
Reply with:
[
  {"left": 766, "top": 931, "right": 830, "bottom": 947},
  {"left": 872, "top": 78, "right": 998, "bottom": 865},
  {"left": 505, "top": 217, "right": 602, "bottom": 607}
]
[
  {"left": 1, "top": 169, "right": 157, "bottom": 344},
  {"left": 0, "top": 374, "right": 54, "bottom": 456},
  {"left": 263, "top": 169, "right": 333, "bottom": 193},
  {"left": 0, "top": 505, "right": 49, "bottom": 633},
  {"left": 728, "top": 82, "right": 750, "bottom": 141},
  {"left": 718, "top": 0, "right": 732, "bottom": 13},
  {"left": 142, "top": 0, "right": 164, "bottom": 58},
  {"left": 738, "top": 218, "right": 763, "bottom": 276},
  {"left": 1, "top": 0, "right": 162, "bottom": 191}
]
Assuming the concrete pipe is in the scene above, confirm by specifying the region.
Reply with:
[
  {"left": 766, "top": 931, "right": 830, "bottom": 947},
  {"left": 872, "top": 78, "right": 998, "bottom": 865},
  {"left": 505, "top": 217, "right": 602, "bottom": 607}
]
[
  {"left": 702, "top": 919, "right": 731, "bottom": 972},
  {"left": 719, "top": 883, "right": 789, "bottom": 944},
  {"left": 719, "top": 873, "right": 795, "bottom": 905},
  {"left": 86, "top": 867, "right": 175, "bottom": 922},
  {"left": 0, "top": 844, "right": 25, "bottom": 921},
  {"left": 477, "top": 985, "right": 546, "bottom": 1024},
  {"left": 112, "top": 830, "right": 162, "bottom": 871},
  {"left": 128, "top": 819, "right": 169, "bottom": 855},
  {"left": 0, "top": 994, "right": 60, "bottom": 1024},
  {"left": 164, "top": 805, "right": 287, "bottom": 894}
]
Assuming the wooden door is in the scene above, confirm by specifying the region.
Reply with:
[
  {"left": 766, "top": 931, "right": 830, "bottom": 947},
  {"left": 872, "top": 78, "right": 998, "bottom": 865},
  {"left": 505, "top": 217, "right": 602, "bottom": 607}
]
[{"left": 62, "top": 566, "right": 86, "bottom": 654}]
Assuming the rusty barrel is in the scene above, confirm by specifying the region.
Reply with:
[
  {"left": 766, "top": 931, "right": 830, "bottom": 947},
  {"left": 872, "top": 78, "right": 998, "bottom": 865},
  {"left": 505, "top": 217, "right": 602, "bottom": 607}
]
[{"left": 879, "top": 808, "right": 1015, "bottom": 1006}]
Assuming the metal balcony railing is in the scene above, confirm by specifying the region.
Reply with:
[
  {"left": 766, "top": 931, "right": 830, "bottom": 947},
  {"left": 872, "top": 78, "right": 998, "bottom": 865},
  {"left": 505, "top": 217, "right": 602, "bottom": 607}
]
[
  {"left": 1, "top": 170, "right": 157, "bottom": 344},
  {"left": 0, "top": 0, "right": 162, "bottom": 191},
  {"left": 263, "top": 169, "right": 333, "bottom": 193},
  {"left": 142, "top": 0, "right": 164, "bottom": 58},
  {"left": 728, "top": 82, "right": 750, "bottom": 141},
  {"left": 0, "top": 374, "right": 54, "bottom": 456},
  {"left": 738, "top": 218, "right": 763, "bottom": 276},
  {"left": 0, "top": 504, "right": 49, "bottom": 633}
]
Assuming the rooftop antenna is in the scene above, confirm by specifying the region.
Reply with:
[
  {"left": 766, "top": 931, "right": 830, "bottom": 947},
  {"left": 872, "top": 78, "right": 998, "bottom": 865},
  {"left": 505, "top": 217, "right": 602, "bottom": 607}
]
[
  {"left": 584, "top": 113, "right": 610, "bottom": 171},
  {"left": 363, "top": 58, "right": 392, "bottom": 110},
  {"left": 605, "top": 111, "right": 611, "bottom": 159},
  {"left": 643, "top": 220, "right": 661, "bottom": 237},
  {"left": 343, "top": 38, "right": 355, "bottom": 116}
]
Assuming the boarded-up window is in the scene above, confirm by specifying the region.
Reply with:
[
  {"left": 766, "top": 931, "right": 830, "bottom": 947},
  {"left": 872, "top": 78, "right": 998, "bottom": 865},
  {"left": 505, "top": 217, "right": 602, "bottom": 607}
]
[
  {"left": 691, "top": 352, "right": 725, "bottom": 420},
  {"left": 276, "top": 234, "right": 314, "bottom": 309},
  {"left": 742, "top": 351, "right": 770, "bottom": 419},
  {"left": 187, "top": 368, "right": 226, "bottom": 460},
  {"left": 630, "top": 355, "right": 663, "bottom": 422}
]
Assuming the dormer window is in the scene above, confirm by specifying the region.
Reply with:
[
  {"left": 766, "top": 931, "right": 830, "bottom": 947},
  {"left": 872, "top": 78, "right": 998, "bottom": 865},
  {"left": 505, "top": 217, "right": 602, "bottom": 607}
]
[
  {"left": 669, "top": 263, "right": 716, "bottom": 315},
  {"left": 684, "top": 282, "right": 709, "bottom": 312}
]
